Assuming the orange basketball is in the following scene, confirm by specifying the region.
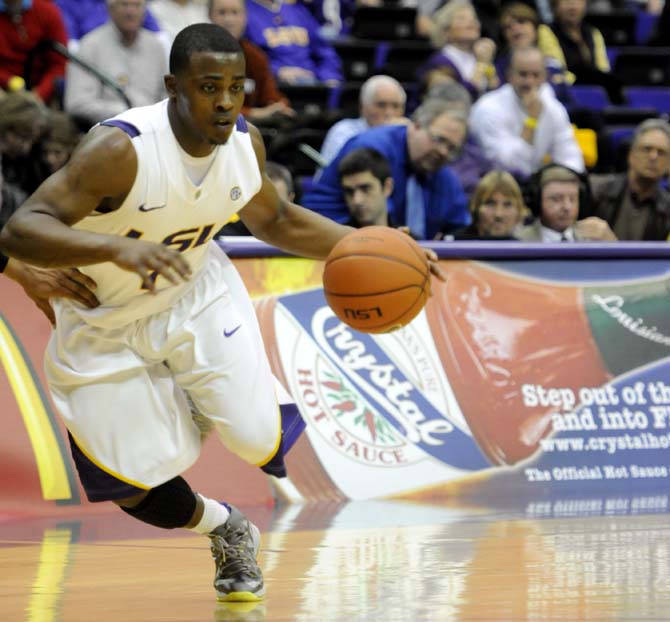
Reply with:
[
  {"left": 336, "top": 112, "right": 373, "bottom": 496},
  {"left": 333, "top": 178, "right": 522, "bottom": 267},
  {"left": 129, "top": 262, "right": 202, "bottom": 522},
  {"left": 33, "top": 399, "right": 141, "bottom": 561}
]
[{"left": 323, "top": 226, "right": 431, "bottom": 334}]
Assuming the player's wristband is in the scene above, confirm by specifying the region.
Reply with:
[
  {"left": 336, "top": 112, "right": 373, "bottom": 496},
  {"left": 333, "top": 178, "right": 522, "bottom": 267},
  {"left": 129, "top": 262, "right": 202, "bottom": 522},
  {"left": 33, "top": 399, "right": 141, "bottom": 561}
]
[
  {"left": 0, "top": 252, "right": 8, "bottom": 274},
  {"left": 524, "top": 116, "right": 538, "bottom": 130},
  {"left": 484, "top": 64, "right": 496, "bottom": 79}
]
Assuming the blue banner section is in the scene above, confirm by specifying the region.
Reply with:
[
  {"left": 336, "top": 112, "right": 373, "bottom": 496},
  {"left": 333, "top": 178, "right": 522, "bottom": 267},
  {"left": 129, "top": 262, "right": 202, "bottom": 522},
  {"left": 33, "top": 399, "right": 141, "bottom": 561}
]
[
  {"left": 279, "top": 288, "right": 491, "bottom": 471},
  {"left": 527, "top": 359, "right": 670, "bottom": 491}
]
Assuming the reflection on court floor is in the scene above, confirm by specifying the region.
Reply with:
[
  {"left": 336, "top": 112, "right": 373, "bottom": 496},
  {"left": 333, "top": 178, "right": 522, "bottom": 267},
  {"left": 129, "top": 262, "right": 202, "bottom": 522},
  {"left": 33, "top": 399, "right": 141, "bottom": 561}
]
[{"left": 1, "top": 494, "right": 669, "bottom": 621}]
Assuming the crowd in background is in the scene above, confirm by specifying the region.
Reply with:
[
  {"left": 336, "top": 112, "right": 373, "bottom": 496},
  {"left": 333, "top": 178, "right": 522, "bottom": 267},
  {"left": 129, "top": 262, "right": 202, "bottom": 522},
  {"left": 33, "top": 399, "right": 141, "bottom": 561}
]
[{"left": 1, "top": 0, "right": 669, "bottom": 244}]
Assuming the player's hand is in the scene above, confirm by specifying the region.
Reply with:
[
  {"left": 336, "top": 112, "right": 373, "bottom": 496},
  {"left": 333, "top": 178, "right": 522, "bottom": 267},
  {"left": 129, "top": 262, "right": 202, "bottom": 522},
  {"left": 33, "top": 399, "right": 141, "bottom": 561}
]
[
  {"left": 111, "top": 239, "right": 192, "bottom": 292},
  {"left": 6, "top": 259, "right": 100, "bottom": 325},
  {"left": 397, "top": 226, "right": 446, "bottom": 283}
]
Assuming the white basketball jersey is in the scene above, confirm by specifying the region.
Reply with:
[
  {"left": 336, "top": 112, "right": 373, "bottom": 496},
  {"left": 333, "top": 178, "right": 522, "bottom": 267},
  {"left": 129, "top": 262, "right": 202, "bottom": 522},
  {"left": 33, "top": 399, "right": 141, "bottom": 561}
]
[{"left": 68, "top": 99, "right": 261, "bottom": 327}]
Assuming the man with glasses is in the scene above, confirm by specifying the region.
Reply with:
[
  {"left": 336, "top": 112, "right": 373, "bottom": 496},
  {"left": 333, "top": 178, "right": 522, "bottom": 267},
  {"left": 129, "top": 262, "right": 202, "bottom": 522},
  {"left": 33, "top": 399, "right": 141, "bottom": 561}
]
[
  {"left": 469, "top": 45, "right": 584, "bottom": 181},
  {"left": 303, "top": 99, "right": 470, "bottom": 240},
  {"left": 589, "top": 119, "right": 670, "bottom": 241}
]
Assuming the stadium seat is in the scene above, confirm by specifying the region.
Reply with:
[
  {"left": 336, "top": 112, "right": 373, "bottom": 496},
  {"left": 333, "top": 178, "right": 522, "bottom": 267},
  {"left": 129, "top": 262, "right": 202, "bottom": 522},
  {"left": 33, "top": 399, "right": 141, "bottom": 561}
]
[
  {"left": 569, "top": 84, "right": 610, "bottom": 110},
  {"left": 351, "top": 6, "right": 418, "bottom": 40},
  {"left": 623, "top": 86, "right": 670, "bottom": 114},
  {"left": 377, "top": 41, "right": 433, "bottom": 83},
  {"left": 332, "top": 39, "right": 378, "bottom": 82},
  {"left": 635, "top": 10, "right": 659, "bottom": 45},
  {"left": 613, "top": 47, "right": 670, "bottom": 85},
  {"left": 586, "top": 9, "right": 637, "bottom": 46}
]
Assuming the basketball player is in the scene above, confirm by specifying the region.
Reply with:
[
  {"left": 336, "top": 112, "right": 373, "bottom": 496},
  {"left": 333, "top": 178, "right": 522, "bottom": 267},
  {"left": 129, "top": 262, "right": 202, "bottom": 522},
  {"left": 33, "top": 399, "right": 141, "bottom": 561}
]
[{"left": 0, "top": 24, "right": 431, "bottom": 602}]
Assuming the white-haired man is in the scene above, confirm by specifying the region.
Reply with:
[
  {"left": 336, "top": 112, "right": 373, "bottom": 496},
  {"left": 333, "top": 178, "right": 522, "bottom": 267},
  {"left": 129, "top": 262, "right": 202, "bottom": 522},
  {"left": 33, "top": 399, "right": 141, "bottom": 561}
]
[
  {"left": 64, "top": 0, "right": 167, "bottom": 127},
  {"left": 319, "top": 74, "right": 408, "bottom": 164}
]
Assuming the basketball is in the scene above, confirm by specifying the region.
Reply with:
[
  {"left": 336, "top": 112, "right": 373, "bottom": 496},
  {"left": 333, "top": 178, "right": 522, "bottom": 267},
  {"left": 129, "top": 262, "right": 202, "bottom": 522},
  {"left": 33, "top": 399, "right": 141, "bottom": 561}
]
[{"left": 323, "top": 226, "right": 431, "bottom": 334}]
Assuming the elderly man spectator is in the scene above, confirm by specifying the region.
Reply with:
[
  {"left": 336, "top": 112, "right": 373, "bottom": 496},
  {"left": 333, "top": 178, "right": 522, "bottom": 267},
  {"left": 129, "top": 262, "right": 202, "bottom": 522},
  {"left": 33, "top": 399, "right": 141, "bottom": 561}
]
[
  {"left": 150, "top": 0, "right": 208, "bottom": 48},
  {"left": 303, "top": 99, "right": 470, "bottom": 240},
  {"left": 423, "top": 80, "right": 494, "bottom": 198},
  {"left": 56, "top": 0, "right": 163, "bottom": 49},
  {"left": 244, "top": 0, "right": 343, "bottom": 86},
  {"left": 515, "top": 163, "right": 615, "bottom": 241},
  {"left": 64, "top": 0, "right": 167, "bottom": 127},
  {"left": 470, "top": 45, "right": 584, "bottom": 181},
  {"left": 319, "top": 75, "right": 407, "bottom": 165},
  {"left": 0, "top": 0, "right": 68, "bottom": 104},
  {"left": 589, "top": 119, "right": 670, "bottom": 241}
]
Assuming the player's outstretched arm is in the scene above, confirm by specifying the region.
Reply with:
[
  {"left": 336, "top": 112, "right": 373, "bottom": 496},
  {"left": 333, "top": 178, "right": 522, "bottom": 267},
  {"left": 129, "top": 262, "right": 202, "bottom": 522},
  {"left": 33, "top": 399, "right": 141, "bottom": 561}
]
[
  {"left": 0, "top": 126, "right": 191, "bottom": 291},
  {"left": 238, "top": 124, "right": 354, "bottom": 260}
]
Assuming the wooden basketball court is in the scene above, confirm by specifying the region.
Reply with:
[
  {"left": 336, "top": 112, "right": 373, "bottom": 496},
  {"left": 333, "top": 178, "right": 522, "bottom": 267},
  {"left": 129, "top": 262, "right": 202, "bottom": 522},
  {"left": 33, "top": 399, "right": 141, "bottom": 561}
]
[{"left": 2, "top": 496, "right": 669, "bottom": 621}]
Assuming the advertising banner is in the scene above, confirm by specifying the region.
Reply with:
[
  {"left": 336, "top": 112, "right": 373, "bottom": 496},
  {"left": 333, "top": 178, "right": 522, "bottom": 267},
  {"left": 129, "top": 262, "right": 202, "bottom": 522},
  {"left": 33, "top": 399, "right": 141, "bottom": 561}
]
[
  {"left": 2, "top": 246, "right": 669, "bottom": 514},
  {"left": 248, "top": 256, "right": 670, "bottom": 502}
]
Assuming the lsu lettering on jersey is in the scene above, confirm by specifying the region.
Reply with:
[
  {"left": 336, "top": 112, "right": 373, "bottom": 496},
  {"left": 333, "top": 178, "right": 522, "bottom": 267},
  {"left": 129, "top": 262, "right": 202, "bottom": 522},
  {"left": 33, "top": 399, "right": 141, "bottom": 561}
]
[{"left": 68, "top": 99, "right": 261, "bottom": 327}]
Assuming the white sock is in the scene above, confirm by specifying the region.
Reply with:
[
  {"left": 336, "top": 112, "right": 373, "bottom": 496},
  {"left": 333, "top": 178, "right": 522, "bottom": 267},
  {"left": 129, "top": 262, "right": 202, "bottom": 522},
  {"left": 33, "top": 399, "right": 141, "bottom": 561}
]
[{"left": 188, "top": 494, "right": 230, "bottom": 534}]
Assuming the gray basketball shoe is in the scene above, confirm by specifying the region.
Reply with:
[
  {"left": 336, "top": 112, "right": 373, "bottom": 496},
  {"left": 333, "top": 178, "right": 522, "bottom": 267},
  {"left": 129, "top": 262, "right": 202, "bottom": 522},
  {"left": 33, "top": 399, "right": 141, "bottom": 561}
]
[{"left": 209, "top": 506, "right": 265, "bottom": 602}]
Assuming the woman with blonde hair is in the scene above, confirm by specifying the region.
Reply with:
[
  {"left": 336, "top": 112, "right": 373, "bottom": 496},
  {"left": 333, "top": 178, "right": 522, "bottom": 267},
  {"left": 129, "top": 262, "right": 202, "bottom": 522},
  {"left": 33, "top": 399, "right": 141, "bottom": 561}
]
[
  {"left": 452, "top": 170, "right": 528, "bottom": 240},
  {"left": 418, "top": 0, "right": 499, "bottom": 101}
]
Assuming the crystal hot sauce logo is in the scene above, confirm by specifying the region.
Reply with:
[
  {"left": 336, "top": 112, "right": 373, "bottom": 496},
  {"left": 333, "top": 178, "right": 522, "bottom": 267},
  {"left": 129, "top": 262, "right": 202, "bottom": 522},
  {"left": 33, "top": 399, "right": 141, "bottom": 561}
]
[{"left": 280, "top": 290, "right": 490, "bottom": 471}]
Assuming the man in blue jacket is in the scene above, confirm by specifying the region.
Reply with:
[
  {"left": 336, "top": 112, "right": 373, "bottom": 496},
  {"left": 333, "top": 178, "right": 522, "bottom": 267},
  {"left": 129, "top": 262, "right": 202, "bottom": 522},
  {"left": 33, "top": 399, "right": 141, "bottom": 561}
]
[{"left": 303, "top": 99, "right": 470, "bottom": 239}]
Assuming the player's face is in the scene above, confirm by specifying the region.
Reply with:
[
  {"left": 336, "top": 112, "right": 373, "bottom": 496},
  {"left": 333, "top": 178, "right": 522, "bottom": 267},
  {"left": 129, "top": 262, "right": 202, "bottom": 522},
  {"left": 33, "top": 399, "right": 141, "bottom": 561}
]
[
  {"left": 209, "top": 0, "right": 247, "bottom": 40},
  {"left": 476, "top": 190, "right": 522, "bottom": 237},
  {"left": 409, "top": 112, "right": 465, "bottom": 173},
  {"left": 540, "top": 181, "right": 579, "bottom": 232},
  {"left": 169, "top": 51, "right": 246, "bottom": 150},
  {"left": 341, "top": 171, "right": 391, "bottom": 226}
]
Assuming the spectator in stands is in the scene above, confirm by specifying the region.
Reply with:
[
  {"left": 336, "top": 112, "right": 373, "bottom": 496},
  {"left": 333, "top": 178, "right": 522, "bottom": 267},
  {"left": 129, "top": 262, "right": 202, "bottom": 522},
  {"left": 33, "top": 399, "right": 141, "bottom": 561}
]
[
  {"left": 39, "top": 111, "right": 82, "bottom": 177},
  {"left": 423, "top": 80, "right": 494, "bottom": 199},
  {"left": 515, "top": 163, "right": 616, "bottom": 241},
  {"left": 266, "top": 160, "right": 296, "bottom": 203},
  {"left": 150, "top": 0, "right": 208, "bottom": 48},
  {"left": 319, "top": 75, "right": 407, "bottom": 165},
  {"left": 589, "top": 119, "right": 670, "bottom": 241},
  {"left": 0, "top": 0, "right": 68, "bottom": 105},
  {"left": 56, "top": 0, "right": 163, "bottom": 50},
  {"left": 418, "top": 0, "right": 499, "bottom": 102},
  {"left": 209, "top": 0, "right": 296, "bottom": 125},
  {"left": 64, "top": 0, "right": 167, "bottom": 127},
  {"left": 470, "top": 46, "right": 584, "bottom": 182},
  {"left": 0, "top": 92, "right": 49, "bottom": 194},
  {"left": 303, "top": 99, "right": 470, "bottom": 240},
  {"left": 496, "top": 2, "right": 572, "bottom": 106},
  {"left": 338, "top": 147, "right": 394, "bottom": 228},
  {"left": 537, "top": 0, "right": 623, "bottom": 103},
  {"left": 451, "top": 170, "right": 527, "bottom": 239},
  {"left": 244, "top": 0, "right": 343, "bottom": 86},
  {"left": 217, "top": 161, "right": 295, "bottom": 236}
]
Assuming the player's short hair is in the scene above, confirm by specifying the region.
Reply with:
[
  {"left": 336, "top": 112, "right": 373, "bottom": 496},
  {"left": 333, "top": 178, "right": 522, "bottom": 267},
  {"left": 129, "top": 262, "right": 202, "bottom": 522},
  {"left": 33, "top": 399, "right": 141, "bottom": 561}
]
[
  {"left": 170, "top": 23, "right": 242, "bottom": 75},
  {"left": 338, "top": 148, "right": 392, "bottom": 185}
]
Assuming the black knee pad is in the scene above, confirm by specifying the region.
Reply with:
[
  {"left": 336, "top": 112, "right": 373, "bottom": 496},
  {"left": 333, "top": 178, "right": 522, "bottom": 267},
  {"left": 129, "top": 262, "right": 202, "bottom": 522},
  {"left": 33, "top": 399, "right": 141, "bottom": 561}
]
[{"left": 120, "top": 476, "right": 197, "bottom": 529}]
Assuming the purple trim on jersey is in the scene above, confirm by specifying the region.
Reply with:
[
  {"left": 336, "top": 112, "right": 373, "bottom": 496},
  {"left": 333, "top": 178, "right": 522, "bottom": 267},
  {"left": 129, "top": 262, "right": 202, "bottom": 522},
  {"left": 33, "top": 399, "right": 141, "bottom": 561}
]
[
  {"left": 101, "top": 119, "right": 141, "bottom": 138},
  {"left": 235, "top": 115, "right": 248, "bottom": 133},
  {"left": 68, "top": 433, "right": 147, "bottom": 502}
]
